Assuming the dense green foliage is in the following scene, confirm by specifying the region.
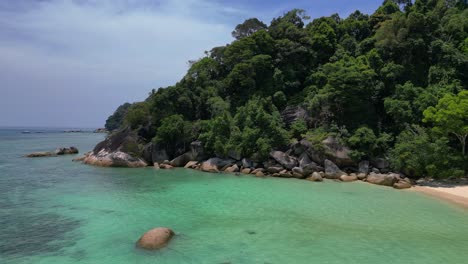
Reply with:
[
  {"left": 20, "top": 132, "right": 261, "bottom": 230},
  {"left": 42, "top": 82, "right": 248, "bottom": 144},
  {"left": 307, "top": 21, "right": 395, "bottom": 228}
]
[
  {"left": 109, "top": 0, "right": 467, "bottom": 178},
  {"left": 105, "top": 103, "right": 131, "bottom": 131}
]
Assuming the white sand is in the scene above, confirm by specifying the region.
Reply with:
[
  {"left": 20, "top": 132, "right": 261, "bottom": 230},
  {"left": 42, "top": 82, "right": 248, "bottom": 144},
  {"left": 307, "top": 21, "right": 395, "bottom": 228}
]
[{"left": 413, "top": 185, "right": 468, "bottom": 209}]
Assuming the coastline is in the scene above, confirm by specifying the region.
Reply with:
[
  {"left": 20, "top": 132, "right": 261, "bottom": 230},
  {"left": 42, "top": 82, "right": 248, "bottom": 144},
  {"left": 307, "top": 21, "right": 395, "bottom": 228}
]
[{"left": 413, "top": 184, "right": 468, "bottom": 210}]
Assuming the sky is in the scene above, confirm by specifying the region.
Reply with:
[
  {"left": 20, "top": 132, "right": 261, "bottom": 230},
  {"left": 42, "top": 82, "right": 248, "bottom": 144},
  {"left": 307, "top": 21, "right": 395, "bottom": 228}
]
[{"left": 0, "top": 0, "right": 382, "bottom": 128}]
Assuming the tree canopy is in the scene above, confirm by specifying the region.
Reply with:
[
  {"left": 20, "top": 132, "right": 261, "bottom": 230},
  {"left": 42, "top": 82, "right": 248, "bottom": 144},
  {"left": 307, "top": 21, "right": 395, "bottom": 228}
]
[{"left": 107, "top": 0, "right": 468, "bottom": 178}]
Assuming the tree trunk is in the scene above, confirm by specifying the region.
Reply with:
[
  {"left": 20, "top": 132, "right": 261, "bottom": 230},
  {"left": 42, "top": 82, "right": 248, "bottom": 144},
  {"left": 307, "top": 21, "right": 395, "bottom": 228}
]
[{"left": 462, "top": 137, "right": 466, "bottom": 156}]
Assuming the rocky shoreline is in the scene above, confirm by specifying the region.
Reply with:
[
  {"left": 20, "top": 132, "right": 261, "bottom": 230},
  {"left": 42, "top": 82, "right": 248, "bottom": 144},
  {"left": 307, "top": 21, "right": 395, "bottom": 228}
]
[{"left": 76, "top": 128, "right": 414, "bottom": 190}]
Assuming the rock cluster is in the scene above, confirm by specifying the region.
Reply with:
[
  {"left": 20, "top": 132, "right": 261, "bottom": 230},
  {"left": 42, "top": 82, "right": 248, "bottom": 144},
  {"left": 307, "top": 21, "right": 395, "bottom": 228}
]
[
  {"left": 26, "top": 146, "right": 79, "bottom": 158},
  {"left": 80, "top": 129, "right": 413, "bottom": 190}
]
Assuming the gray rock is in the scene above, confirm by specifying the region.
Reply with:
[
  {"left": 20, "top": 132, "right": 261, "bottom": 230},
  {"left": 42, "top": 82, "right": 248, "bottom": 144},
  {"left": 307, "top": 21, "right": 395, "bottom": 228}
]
[
  {"left": 189, "top": 141, "right": 205, "bottom": 161},
  {"left": 200, "top": 158, "right": 235, "bottom": 173},
  {"left": 307, "top": 172, "right": 323, "bottom": 182},
  {"left": 152, "top": 145, "right": 169, "bottom": 164},
  {"left": 170, "top": 152, "right": 192, "bottom": 167},
  {"left": 266, "top": 166, "right": 283, "bottom": 174},
  {"left": 358, "top": 160, "right": 370, "bottom": 174},
  {"left": 269, "top": 151, "right": 298, "bottom": 169},
  {"left": 299, "top": 137, "right": 355, "bottom": 167},
  {"left": 280, "top": 106, "right": 309, "bottom": 127},
  {"left": 366, "top": 173, "right": 399, "bottom": 186},
  {"left": 292, "top": 167, "right": 306, "bottom": 178},
  {"left": 242, "top": 158, "right": 254, "bottom": 169},
  {"left": 324, "top": 159, "right": 345, "bottom": 179},
  {"left": 227, "top": 149, "right": 242, "bottom": 161},
  {"left": 372, "top": 158, "right": 390, "bottom": 170}
]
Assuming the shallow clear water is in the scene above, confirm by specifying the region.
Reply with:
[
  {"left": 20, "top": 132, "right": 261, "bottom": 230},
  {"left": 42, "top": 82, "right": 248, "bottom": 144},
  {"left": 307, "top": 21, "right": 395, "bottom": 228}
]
[{"left": 1, "top": 129, "right": 467, "bottom": 264}]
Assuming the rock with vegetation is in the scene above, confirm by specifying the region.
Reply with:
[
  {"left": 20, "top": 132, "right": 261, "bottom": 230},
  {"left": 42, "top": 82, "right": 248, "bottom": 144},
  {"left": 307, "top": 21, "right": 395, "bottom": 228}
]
[
  {"left": 83, "top": 128, "right": 147, "bottom": 167},
  {"left": 136, "top": 227, "right": 174, "bottom": 250},
  {"left": 93, "top": 1, "right": 467, "bottom": 179},
  {"left": 270, "top": 151, "right": 298, "bottom": 169}
]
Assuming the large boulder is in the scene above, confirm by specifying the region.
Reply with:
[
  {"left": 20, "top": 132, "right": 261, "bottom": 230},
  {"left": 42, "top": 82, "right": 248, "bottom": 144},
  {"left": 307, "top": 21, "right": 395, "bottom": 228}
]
[
  {"left": 269, "top": 151, "right": 298, "bottom": 170},
  {"left": 280, "top": 106, "right": 309, "bottom": 127},
  {"left": 83, "top": 151, "right": 147, "bottom": 168},
  {"left": 324, "top": 159, "right": 345, "bottom": 179},
  {"left": 393, "top": 180, "right": 412, "bottom": 189},
  {"left": 136, "top": 227, "right": 174, "bottom": 250},
  {"left": 151, "top": 144, "right": 170, "bottom": 164},
  {"left": 266, "top": 166, "right": 283, "bottom": 174},
  {"left": 170, "top": 152, "right": 192, "bottom": 167},
  {"left": 298, "top": 153, "right": 321, "bottom": 175},
  {"left": 358, "top": 160, "right": 370, "bottom": 174},
  {"left": 306, "top": 172, "right": 323, "bottom": 182},
  {"left": 85, "top": 127, "right": 148, "bottom": 167},
  {"left": 366, "top": 173, "right": 399, "bottom": 186},
  {"left": 242, "top": 158, "right": 254, "bottom": 169},
  {"left": 227, "top": 149, "right": 242, "bottom": 161},
  {"left": 340, "top": 174, "right": 358, "bottom": 182},
  {"left": 224, "top": 164, "right": 239, "bottom": 173},
  {"left": 189, "top": 141, "right": 206, "bottom": 161},
  {"left": 200, "top": 158, "right": 234, "bottom": 173},
  {"left": 184, "top": 161, "right": 198, "bottom": 169},
  {"left": 299, "top": 137, "right": 355, "bottom": 167},
  {"left": 371, "top": 158, "right": 390, "bottom": 170}
]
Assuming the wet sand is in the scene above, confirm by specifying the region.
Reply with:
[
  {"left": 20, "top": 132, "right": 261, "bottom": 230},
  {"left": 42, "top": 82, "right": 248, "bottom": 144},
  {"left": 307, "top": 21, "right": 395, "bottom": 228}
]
[{"left": 413, "top": 185, "right": 468, "bottom": 209}]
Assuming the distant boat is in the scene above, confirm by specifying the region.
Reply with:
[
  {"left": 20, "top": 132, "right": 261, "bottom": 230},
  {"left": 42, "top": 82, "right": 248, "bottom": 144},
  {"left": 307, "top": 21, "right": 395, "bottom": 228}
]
[{"left": 22, "top": 131, "right": 31, "bottom": 134}]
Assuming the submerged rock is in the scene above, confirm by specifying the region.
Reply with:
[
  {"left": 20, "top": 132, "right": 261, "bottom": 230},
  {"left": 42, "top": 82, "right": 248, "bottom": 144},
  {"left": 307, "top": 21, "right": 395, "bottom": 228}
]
[
  {"left": 55, "top": 147, "right": 79, "bottom": 155},
  {"left": 25, "top": 151, "right": 56, "bottom": 158},
  {"left": 136, "top": 227, "right": 174, "bottom": 250},
  {"left": 26, "top": 146, "right": 79, "bottom": 158}
]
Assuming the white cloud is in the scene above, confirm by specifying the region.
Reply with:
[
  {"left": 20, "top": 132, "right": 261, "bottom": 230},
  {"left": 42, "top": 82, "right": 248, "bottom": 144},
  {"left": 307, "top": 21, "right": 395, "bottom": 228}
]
[{"left": 0, "top": 0, "right": 237, "bottom": 127}]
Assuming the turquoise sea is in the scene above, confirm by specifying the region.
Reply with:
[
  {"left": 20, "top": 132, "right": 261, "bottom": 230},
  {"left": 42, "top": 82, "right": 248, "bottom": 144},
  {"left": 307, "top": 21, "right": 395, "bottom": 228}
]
[{"left": 0, "top": 128, "right": 467, "bottom": 264}]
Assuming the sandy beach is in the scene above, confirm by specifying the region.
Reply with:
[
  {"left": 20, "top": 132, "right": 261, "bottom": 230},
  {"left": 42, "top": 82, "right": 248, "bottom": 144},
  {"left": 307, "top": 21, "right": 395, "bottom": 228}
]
[{"left": 413, "top": 184, "right": 468, "bottom": 209}]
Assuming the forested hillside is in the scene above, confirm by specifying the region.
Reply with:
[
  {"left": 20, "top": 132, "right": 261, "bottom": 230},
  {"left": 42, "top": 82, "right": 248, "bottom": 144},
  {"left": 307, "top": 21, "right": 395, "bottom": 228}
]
[{"left": 105, "top": 0, "right": 467, "bottom": 178}]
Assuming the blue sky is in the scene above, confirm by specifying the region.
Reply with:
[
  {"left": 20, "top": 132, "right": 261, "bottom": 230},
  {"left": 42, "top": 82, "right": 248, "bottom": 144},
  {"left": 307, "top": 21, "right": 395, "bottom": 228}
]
[{"left": 0, "top": 0, "right": 383, "bottom": 128}]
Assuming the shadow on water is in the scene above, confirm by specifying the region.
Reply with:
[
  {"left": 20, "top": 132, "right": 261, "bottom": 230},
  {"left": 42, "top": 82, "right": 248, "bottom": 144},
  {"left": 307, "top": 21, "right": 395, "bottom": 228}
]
[{"left": 0, "top": 211, "right": 81, "bottom": 257}]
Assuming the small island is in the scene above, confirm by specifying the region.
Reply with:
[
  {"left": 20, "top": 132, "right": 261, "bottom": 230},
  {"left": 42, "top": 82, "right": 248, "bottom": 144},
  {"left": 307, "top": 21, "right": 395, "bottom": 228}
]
[{"left": 80, "top": 1, "right": 467, "bottom": 204}]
